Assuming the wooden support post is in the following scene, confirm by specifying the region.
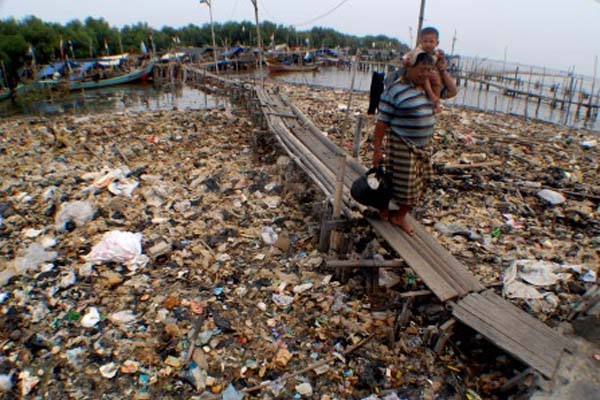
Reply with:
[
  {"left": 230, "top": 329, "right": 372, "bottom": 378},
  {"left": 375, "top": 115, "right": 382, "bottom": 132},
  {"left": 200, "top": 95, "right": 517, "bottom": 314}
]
[
  {"left": 586, "top": 55, "right": 598, "bottom": 122},
  {"left": 499, "top": 368, "right": 534, "bottom": 394},
  {"left": 393, "top": 297, "right": 414, "bottom": 341},
  {"left": 366, "top": 268, "right": 378, "bottom": 295},
  {"left": 330, "top": 154, "right": 347, "bottom": 255},
  {"left": 434, "top": 318, "right": 456, "bottom": 354},
  {"left": 318, "top": 198, "right": 333, "bottom": 253},
  {"left": 564, "top": 70, "right": 576, "bottom": 125},
  {"left": 352, "top": 115, "right": 364, "bottom": 160}
]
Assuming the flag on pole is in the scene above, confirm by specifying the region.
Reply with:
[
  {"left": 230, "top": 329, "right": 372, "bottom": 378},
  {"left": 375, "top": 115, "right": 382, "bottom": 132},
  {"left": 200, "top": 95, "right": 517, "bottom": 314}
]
[
  {"left": 59, "top": 37, "right": 65, "bottom": 60},
  {"left": 104, "top": 38, "right": 109, "bottom": 55},
  {"left": 140, "top": 41, "right": 148, "bottom": 54},
  {"left": 199, "top": 0, "right": 210, "bottom": 5}
]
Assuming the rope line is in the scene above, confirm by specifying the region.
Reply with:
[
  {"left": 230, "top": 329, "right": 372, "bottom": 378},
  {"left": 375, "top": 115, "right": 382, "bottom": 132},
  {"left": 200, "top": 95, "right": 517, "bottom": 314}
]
[{"left": 292, "top": 0, "right": 352, "bottom": 27}]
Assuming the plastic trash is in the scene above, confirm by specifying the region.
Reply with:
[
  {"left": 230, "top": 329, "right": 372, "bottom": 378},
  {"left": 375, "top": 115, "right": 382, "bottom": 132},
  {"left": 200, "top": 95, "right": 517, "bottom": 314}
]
[
  {"left": 108, "top": 179, "right": 139, "bottom": 197},
  {"left": 108, "top": 310, "right": 137, "bottom": 325},
  {"left": 55, "top": 200, "right": 95, "bottom": 231},
  {"left": 537, "top": 189, "right": 566, "bottom": 205},
  {"left": 184, "top": 361, "right": 207, "bottom": 392},
  {"left": 99, "top": 362, "right": 118, "bottom": 379},
  {"left": 502, "top": 260, "right": 574, "bottom": 299},
  {"left": 81, "top": 307, "right": 101, "bottom": 328},
  {"left": 19, "top": 370, "right": 39, "bottom": 396},
  {"left": 13, "top": 243, "right": 58, "bottom": 275},
  {"left": 222, "top": 383, "right": 245, "bottom": 400},
  {"left": 295, "top": 382, "right": 313, "bottom": 396},
  {"left": 0, "top": 374, "right": 13, "bottom": 393},
  {"left": 272, "top": 294, "right": 294, "bottom": 308},
  {"left": 261, "top": 226, "right": 278, "bottom": 245},
  {"left": 84, "top": 230, "right": 149, "bottom": 271},
  {"left": 89, "top": 167, "right": 128, "bottom": 189}
]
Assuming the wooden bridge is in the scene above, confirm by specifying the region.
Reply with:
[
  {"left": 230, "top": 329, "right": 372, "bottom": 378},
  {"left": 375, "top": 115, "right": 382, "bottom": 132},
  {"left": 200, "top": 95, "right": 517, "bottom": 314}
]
[{"left": 182, "top": 66, "right": 574, "bottom": 379}]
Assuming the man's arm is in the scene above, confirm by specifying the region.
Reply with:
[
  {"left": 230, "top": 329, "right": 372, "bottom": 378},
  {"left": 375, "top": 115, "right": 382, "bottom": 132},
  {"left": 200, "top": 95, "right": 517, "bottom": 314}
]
[{"left": 373, "top": 120, "right": 388, "bottom": 167}]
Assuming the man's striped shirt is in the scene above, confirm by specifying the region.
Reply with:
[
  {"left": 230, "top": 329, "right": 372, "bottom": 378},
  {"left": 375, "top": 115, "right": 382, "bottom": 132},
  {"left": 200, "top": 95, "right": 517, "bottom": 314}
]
[{"left": 377, "top": 80, "right": 435, "bottom": 148}]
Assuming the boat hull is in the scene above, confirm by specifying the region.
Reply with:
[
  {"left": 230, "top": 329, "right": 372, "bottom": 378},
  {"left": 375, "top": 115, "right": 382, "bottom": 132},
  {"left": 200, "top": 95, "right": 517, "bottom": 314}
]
[
  {"left": 266, "top": 62, "right": 319, "bottom": 74},
  {"left": 69, "top": 62, "right": 155, "bottom": 90}
]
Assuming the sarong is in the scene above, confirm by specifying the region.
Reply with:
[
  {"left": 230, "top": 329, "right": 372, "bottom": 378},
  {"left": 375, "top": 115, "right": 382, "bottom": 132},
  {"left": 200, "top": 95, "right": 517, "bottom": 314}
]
[{"left": 385, "top": 134, "right": 432, "bottom": 206}]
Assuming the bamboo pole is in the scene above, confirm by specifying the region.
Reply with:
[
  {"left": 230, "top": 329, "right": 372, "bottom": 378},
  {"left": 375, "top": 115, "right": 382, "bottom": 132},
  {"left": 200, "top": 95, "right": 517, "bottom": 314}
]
[
  {"left": 416, "top": 0, "right": 427, "bottom": 46},
  {"left": 330, "top": 154, "right": 347, "bottom": 253},
  {"left": 586, "top": 55, "right": 598, "bottom": 122},
  {"left": 207, "top": 1, "right": 219, "bottom": 75},
  {"left": 344, "top": 51, "right": 360, "bottom": 134},
  {"left": 563, "top": 67, "right": 576, "bottom": 125},
  {"left": 352, "top": 115, "right": 364, "bottom": 160},
  {"left": 250, "top": 0, "right": 264, "bottom": 77},
  {"left": 535, "top": 67, "right": 546, "bottom": 119}
]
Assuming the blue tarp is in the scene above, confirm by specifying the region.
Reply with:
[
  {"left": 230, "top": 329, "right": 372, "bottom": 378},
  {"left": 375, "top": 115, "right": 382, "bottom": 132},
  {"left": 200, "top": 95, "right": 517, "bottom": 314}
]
[
  {"left": 221, "top": 47, "right": 244, "bottom": 58},
  {"left": 36, "top": 61, "right": 80, "bottom": 79}
]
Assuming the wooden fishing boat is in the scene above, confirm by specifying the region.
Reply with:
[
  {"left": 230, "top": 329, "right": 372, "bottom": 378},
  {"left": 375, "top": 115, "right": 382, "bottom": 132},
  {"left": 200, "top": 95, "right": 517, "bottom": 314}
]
[
  {"left": 266, "top": 61, "right": 319, "bottom": 74},
  {"left": 68, "top": 61, "right": 155, "bottom": 90}
]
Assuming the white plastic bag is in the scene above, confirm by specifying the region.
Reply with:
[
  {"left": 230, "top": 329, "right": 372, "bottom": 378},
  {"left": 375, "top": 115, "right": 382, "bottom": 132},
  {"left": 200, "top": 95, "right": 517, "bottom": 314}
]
[
  {"left": 84, "top": 231, "right": 149, "bottom": 271},
  {"left": 55, "top": 200, "right": 95, "bottom": 231}
]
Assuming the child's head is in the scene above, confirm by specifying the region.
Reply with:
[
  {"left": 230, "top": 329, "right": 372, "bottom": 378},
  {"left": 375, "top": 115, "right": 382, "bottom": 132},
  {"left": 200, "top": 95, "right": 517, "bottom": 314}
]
[{"left": 419, "top": 27, "right": 439, "bottom": 53}]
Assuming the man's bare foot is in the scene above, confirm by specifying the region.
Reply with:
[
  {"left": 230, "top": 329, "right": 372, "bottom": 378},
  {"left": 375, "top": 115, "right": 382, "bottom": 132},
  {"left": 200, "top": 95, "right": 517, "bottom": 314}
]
[{"left": 390, "top": 212, "right": 415, "bottom": 235}]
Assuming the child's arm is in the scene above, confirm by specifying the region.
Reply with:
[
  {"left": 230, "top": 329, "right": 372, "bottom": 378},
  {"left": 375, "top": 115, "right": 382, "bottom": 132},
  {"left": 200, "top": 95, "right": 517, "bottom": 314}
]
[
  {"left": 423, "top": 78, "right": 442, "bottom": 114},
  {"left": 436, "top": 51, "right": 458, "bottom": 98},
  {"left": 423, "top": 78, "right": 439, "bottom": 103}
]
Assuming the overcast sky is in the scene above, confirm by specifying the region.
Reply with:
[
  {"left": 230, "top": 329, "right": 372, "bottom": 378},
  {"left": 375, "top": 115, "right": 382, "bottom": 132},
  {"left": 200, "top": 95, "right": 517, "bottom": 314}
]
[{"left": 1, "top": 0, "right": 599, "bottom": 76}]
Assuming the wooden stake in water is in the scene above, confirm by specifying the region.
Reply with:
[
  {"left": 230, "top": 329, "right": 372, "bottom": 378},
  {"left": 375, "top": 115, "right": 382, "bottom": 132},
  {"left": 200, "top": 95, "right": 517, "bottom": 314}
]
[
  {"left": 563, "top": 67, "right": 576, "bottom": 125},
  {"left": 586, "top": 55, "right": 598, "bottom": 122},
  {"left": 535, "top": 67, "right": 546, "bottom": 119},
  {"left": 344, "top": 51, "right": 360, "bottom": 133}
]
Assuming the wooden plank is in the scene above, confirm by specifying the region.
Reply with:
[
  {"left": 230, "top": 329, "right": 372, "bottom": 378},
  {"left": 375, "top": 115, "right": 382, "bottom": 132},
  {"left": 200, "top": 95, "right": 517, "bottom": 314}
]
[
  {"left": 453, "top": 304, "right": 559, "bottom": 378},
  {"left": 368, "top": 218, "right": 458, "bottom": 301},
  {"left": 408, "top": 218, "right": 485, "bottom": 293},
  {"left": 481, "top": 290, "right": 576, "bottom": 353},
  {"left": 403, "top": 232, "right": 471, "bottom": 297},
  {"left": 403, "top": 231, "right": 473, "bottom": 296},
  {"left": 459, "top": 295, "right": 562, "bottom": 365},
  {"left": 453, "top": 294, "right": 562, "bottom": 378}
]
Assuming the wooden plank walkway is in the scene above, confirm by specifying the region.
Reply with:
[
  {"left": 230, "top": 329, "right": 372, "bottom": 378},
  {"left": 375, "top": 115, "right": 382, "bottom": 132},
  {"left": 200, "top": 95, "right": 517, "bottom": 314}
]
[
  {"left": 453, "top": 290, "right": 576, "bottom": 378},
  {"left": 183, "top": 68, "right": 573, "bottom": 379}
]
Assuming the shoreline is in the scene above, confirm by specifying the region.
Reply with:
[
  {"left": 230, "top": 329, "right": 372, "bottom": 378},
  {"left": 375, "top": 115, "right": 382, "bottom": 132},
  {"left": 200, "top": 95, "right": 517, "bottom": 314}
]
[{"left": 0, "top": 82, "right": 598, "bottom": 398}]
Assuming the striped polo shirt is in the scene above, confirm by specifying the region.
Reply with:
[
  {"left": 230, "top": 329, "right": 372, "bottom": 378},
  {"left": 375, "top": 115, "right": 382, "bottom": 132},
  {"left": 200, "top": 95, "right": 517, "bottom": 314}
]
[{"left": 377, "top": 80, "right": 435, "bottom": 148}]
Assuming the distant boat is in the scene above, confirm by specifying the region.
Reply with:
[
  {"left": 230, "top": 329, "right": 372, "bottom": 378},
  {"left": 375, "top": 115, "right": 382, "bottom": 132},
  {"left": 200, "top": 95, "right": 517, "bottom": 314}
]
[
  {"left": 11, "top": 59, "right": 155, "bottom": 97},
  {"left": 67, "top": 60, "right": 155, "bottom": 90},
  {"left": 266, "top": 61, "right": 319, "bottom": 74}
]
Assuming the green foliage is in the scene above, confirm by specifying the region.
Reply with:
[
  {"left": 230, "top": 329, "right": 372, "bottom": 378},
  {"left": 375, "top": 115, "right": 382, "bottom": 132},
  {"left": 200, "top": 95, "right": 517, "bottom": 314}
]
[{"left": 0, "top": 15, "right": 409, "bottom": 85}]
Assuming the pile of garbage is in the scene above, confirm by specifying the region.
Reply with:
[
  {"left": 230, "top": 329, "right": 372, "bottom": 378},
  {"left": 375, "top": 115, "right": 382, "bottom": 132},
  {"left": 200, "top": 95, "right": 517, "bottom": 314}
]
[{"left": 0, "top": 80, "right": 598, "bottom": 399}]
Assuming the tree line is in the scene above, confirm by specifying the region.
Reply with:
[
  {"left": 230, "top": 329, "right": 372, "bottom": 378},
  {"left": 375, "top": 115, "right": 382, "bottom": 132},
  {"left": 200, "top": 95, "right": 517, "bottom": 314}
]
[{"left": 0, "top": 16, "right": 409, "bottom": 86}]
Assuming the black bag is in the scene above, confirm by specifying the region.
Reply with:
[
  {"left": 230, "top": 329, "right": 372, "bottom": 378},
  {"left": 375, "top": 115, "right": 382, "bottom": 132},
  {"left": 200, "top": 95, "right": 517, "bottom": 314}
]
[{"left": 351, "top": 167, "right": 392, "bottom": 210}]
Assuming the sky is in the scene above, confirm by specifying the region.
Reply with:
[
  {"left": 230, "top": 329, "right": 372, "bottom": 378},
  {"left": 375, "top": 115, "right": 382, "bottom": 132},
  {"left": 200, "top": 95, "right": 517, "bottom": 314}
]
[{"left": 1, "top": 0, "right": 599, "bottom": 77}]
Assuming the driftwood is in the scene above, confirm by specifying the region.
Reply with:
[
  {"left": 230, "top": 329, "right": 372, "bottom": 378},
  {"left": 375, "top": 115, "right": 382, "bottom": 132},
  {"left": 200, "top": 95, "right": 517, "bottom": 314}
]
[{"left": 443, "top": 161, "right": 502, "bottom": 170}]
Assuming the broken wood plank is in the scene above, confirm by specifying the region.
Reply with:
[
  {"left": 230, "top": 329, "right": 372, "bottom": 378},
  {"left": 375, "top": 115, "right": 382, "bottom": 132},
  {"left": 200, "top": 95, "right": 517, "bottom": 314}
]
[
  {"left": 443, "top": 161, "right": 502, "bottom": 170},
  {"left": 481, "top": 290, "right": 576, "bottom": 353},
  {"left": 368, "top": 218, "right": 459, "bottom": 302},
  {"left": 453, "top": 293, "right": 563, "bottom": 378}
]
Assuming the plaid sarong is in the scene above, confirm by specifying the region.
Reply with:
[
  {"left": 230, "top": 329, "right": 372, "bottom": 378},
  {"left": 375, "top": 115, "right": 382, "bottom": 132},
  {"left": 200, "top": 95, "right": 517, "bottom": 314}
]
[{"left": 385, "top": 134, "right": 433, "bottom": 206}]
